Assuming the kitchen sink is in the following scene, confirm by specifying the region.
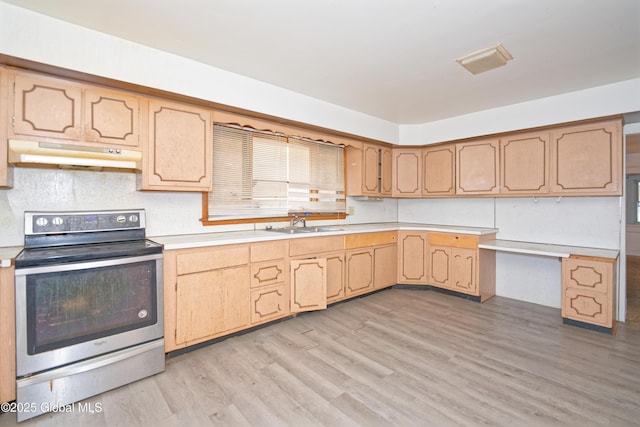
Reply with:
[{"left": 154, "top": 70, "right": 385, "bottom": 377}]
[{"left": 268, "top": 226, "right": 343, "bottom": 234}]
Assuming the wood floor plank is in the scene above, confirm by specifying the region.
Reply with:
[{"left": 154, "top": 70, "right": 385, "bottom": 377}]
[{"left": 2, "top": 288, "right": 640, "bottom": 426}]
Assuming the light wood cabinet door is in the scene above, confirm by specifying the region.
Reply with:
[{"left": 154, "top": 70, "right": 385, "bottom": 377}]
[
  {"left": 451, "top": 248, "right": 477, "bottom": 294},
  {"left": 363, "top": 143, "right": 381, "bottom": 195},
  {"left": 422, "top": 145, "right": 455, "bottom": 197},
  {"left": 83, "top": 87, "right": 142, "bottom": 148},
  {"left": 250, "top": 283, "right": 288, "bottom": 325},
  {"left": 0, "top": 266, "right": 15, "bottom": 403},
  {"left": 0, "top": 67, "right": 12, "bottom": 188},
  {"left": 380, "top": 146, "right": 393, "bottom": 196},
  {"left": 562, "top": 257, "right": 616, "bottom": 329},
  {"left": 429, "top": 245, "right": 451, "bottom": 288},
  {"left": 374, "top": 245, "right": 398, "bottom": 289},
  {"left": 551, "top": 119, "right": 622, "bottom": 195},
  {"left": 142, "top": 100, "right": 212, "bottom": 191},
  {"left": 392, "top": 148, "right": 422, "bottom": 197},
  {"left": 397, "top": 231, "right": 428, "bottom": 284},
  {"left": 326, "top": 252, "right": 346, "bottom": 304},
  {"left": 290, "top": 258, "right": 328, "bottom": 313},
  {"left": 175, "top": 265, "right": 250, "bottom": 345},
  {"left": 345, "top": 249, "right": 374, "bottom": 297},
  {"left": 12, "top": 72, "right": 83, "bottom": 141},
  {"left": 346, "top": 143, "right": 391, "bottom": 197},
  {"left": 500, "top": 131, "right": 549, "bottom": 195},
  {"left": 456, "top": 138, "right": 500, "bottom": 195}
]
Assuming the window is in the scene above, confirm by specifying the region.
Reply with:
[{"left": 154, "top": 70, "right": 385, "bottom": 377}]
[{"left": 204, "top": 124, "right": 346, "bottom": 223}]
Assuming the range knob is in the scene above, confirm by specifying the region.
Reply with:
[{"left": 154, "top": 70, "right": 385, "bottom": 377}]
[
  {"left": 129, "top": 214, "right": 139, "bottom": 223},
  {"left": 116, "top": 215, "right": 126, "bottom": 223},
  {"left": 35, "top": 217, "right": 48, "bottom": 227},
  {"left": 52, "top": 217, "right": 64, "bottom": 226}
]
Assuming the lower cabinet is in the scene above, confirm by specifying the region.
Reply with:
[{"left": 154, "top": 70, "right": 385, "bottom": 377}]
[
  {"left": 175, "top": 264, "right": 250, "bottom": 345},
  {"left": 397, "top": 231, "right": 428, "bottom": 284},
  {"left": 374, "top": 244, "right": 398, "bottom": 289},
  {"left": 428, "top": 232, "right": 496, "bottom": 301},
  {"left": 326, "top": 252, "right": 346, "bottom": 304},
  {"left": 345, "top": 249, "right": 374, "bottom": 297},
  {"left": 562, "top": 256, "right": 616, "bottom": 331},
  {"left": 429, "top": 246, "right": 477, "bottom": 294},
  {"left": 290, "top": 258, "right": 328, "bottom": 313},
  {"left": 0, "top": 266, "right": 15, "bottom": 403},
  {"left": 345, "top": 231, "right": 397, "bottom": 297}
]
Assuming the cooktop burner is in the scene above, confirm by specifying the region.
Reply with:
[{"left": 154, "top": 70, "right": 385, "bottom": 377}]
[{"left": 15, "top": 239, "right": 163, "bottom": 268}]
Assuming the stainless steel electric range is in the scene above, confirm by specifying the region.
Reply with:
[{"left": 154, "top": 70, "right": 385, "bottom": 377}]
[{"left": 13, "top": 209, "right": 165, "bottom": 421}]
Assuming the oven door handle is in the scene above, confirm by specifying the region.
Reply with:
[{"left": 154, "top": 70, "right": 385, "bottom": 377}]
[{"left": 14, "top": 253, "right": 163, "bottom": 275}]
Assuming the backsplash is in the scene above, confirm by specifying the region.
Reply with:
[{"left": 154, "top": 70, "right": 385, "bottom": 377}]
[{"left": 0, "top": 168, "right": 399, "bottom": 247}]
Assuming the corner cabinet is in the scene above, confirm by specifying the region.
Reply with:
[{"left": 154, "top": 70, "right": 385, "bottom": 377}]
[
  {"left": 562, "top": 256, "right": 617, "bottom": 332},
  {"left": 392, "top": 148, "right": 422, "bottom": 197},
  {"left": 550, "top": 119, "right": 622, "bottom": 196},
  {"left": 139, "top": 100, "right": 212, "bottom": 191},
  {"left": 456, "top": 138, "right": 500, "bottom": 195},
  {"left": 428, "top": 232, "right": 496, "bottom": 301},
  {"left": 346, "top": 143, "right": 392, "bottom": 197},
  {"left": 397, "top": 230, "right": 428, "bottom": 284},
  {"left": 422, "top": 145, "right": 455, "bottom": 197}
]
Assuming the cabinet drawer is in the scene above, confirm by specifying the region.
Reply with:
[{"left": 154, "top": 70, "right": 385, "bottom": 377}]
[
  {"left": 428, "top": 232, "right": 478, "bottom": 249},
  {"left": 562, "top": 257, "right": 613, "bottom": 294},
  {"left": 251, "top": 240, "right": 288, "bottom": 262},
  {"left": 289, "top": 236, "right": 344, "bottom": 257},
  {"left": 250, "top": 260, "right": 286, "bottom": 288},
  {"left": 250, "top": 283, "right": 288, "bottom": 325},
  {"left": 345, "top": 231, "right": 397, "bottom": 249},
  {"left": 176, "top": 244, "right": 249, "bottom": 275},
  {"left": 562, "top": 288, "right": 612, "bottom": 328}
]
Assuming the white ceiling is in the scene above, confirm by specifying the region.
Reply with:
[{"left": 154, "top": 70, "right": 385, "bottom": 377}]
[{"left": 3, "top": 0, "right": 640, "bottom": 124}]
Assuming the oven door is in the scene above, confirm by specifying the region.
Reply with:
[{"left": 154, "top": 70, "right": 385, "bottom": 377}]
[{"left": 15, "top": 253, "right": 163, "bottom": 377}]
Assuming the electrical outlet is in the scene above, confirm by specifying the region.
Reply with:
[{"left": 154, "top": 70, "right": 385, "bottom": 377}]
[{"left": 347, "top": 206, "right": 355, "bottom": 216}]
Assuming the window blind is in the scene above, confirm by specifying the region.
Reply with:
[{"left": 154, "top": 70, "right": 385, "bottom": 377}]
[{"left": 208, "top": 124, "right": 345, "bottom": 220}]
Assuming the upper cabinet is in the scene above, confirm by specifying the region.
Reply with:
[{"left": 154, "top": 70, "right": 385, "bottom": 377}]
[
  {"left": 422, "top": 145, "right": 455, "bottom": 197},
  {"left": 392, "top": 148, "right": 422, "bottom": 197},
  {"left": 10, "top": 70, "right": 143, "bottom": 149},
  {"left": 500, "top": 131, "right": 550, "bottom": 195},
  {"left": 0, "top": 67, "right": 12, "bottom": 188},
  {"left": 346, "top": 143, "right": 392, "bottom": 197},
  {"left": 456, "top": 138, "right": 500, "bottom": 195},
  {"left": 550, "top": 119, "right": 622, "bottom": 196},
  {"left": 139, "top": 99, "right": 212, "bottom": 191}
]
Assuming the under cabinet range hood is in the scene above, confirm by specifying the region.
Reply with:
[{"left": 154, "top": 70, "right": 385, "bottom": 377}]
[{"left": 8, "top": 139, "right": 142, "bottom": 171}]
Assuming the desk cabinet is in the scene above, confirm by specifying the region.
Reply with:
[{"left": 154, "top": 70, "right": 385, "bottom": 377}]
[{"left": 562, "top": 256, "right": 616, "bottom": 331}]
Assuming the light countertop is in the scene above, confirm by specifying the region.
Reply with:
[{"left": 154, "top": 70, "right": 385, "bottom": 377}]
[
  {"left": 150, "top": 222, "right": 498, "bottom": 251},
  {"left": 478, "top": 239, "right": 619, "bottom": 260}
]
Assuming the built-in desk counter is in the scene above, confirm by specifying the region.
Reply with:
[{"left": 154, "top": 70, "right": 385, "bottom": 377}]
[
  {"left": 478, "top": 239, "right": 619, "bottom": 260},
  {"left": 479, "top": 239, "right": 618, "bottom": 334}
]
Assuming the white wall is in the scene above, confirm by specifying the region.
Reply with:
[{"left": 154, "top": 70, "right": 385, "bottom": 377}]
[
  {"left": 0, "top": 3, "right": 398, "bottom": 144},
  {"left": 0, "top": 2, "right": 635, "bottom": 317},
  {"left": 399, "top": 78, "right": 640, "bottom": 145}
]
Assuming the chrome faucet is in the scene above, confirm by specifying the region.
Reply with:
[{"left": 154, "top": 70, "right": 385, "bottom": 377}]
[{"left": 290, "top": 216, "right": 306, "bottom": 228}]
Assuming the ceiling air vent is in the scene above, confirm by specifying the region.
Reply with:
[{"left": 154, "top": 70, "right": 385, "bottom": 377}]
[{"left": 457, "top": 43, "right": 513, "bottom": 75}]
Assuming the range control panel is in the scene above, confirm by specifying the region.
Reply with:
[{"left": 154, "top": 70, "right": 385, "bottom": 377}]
[{"left": 25, "top": 209, "right": 146, "bottom": 235}]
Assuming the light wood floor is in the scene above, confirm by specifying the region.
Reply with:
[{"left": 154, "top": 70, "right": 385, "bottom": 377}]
[{"left": 2, "top": 288, "right": 640, "bottom": 426}]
